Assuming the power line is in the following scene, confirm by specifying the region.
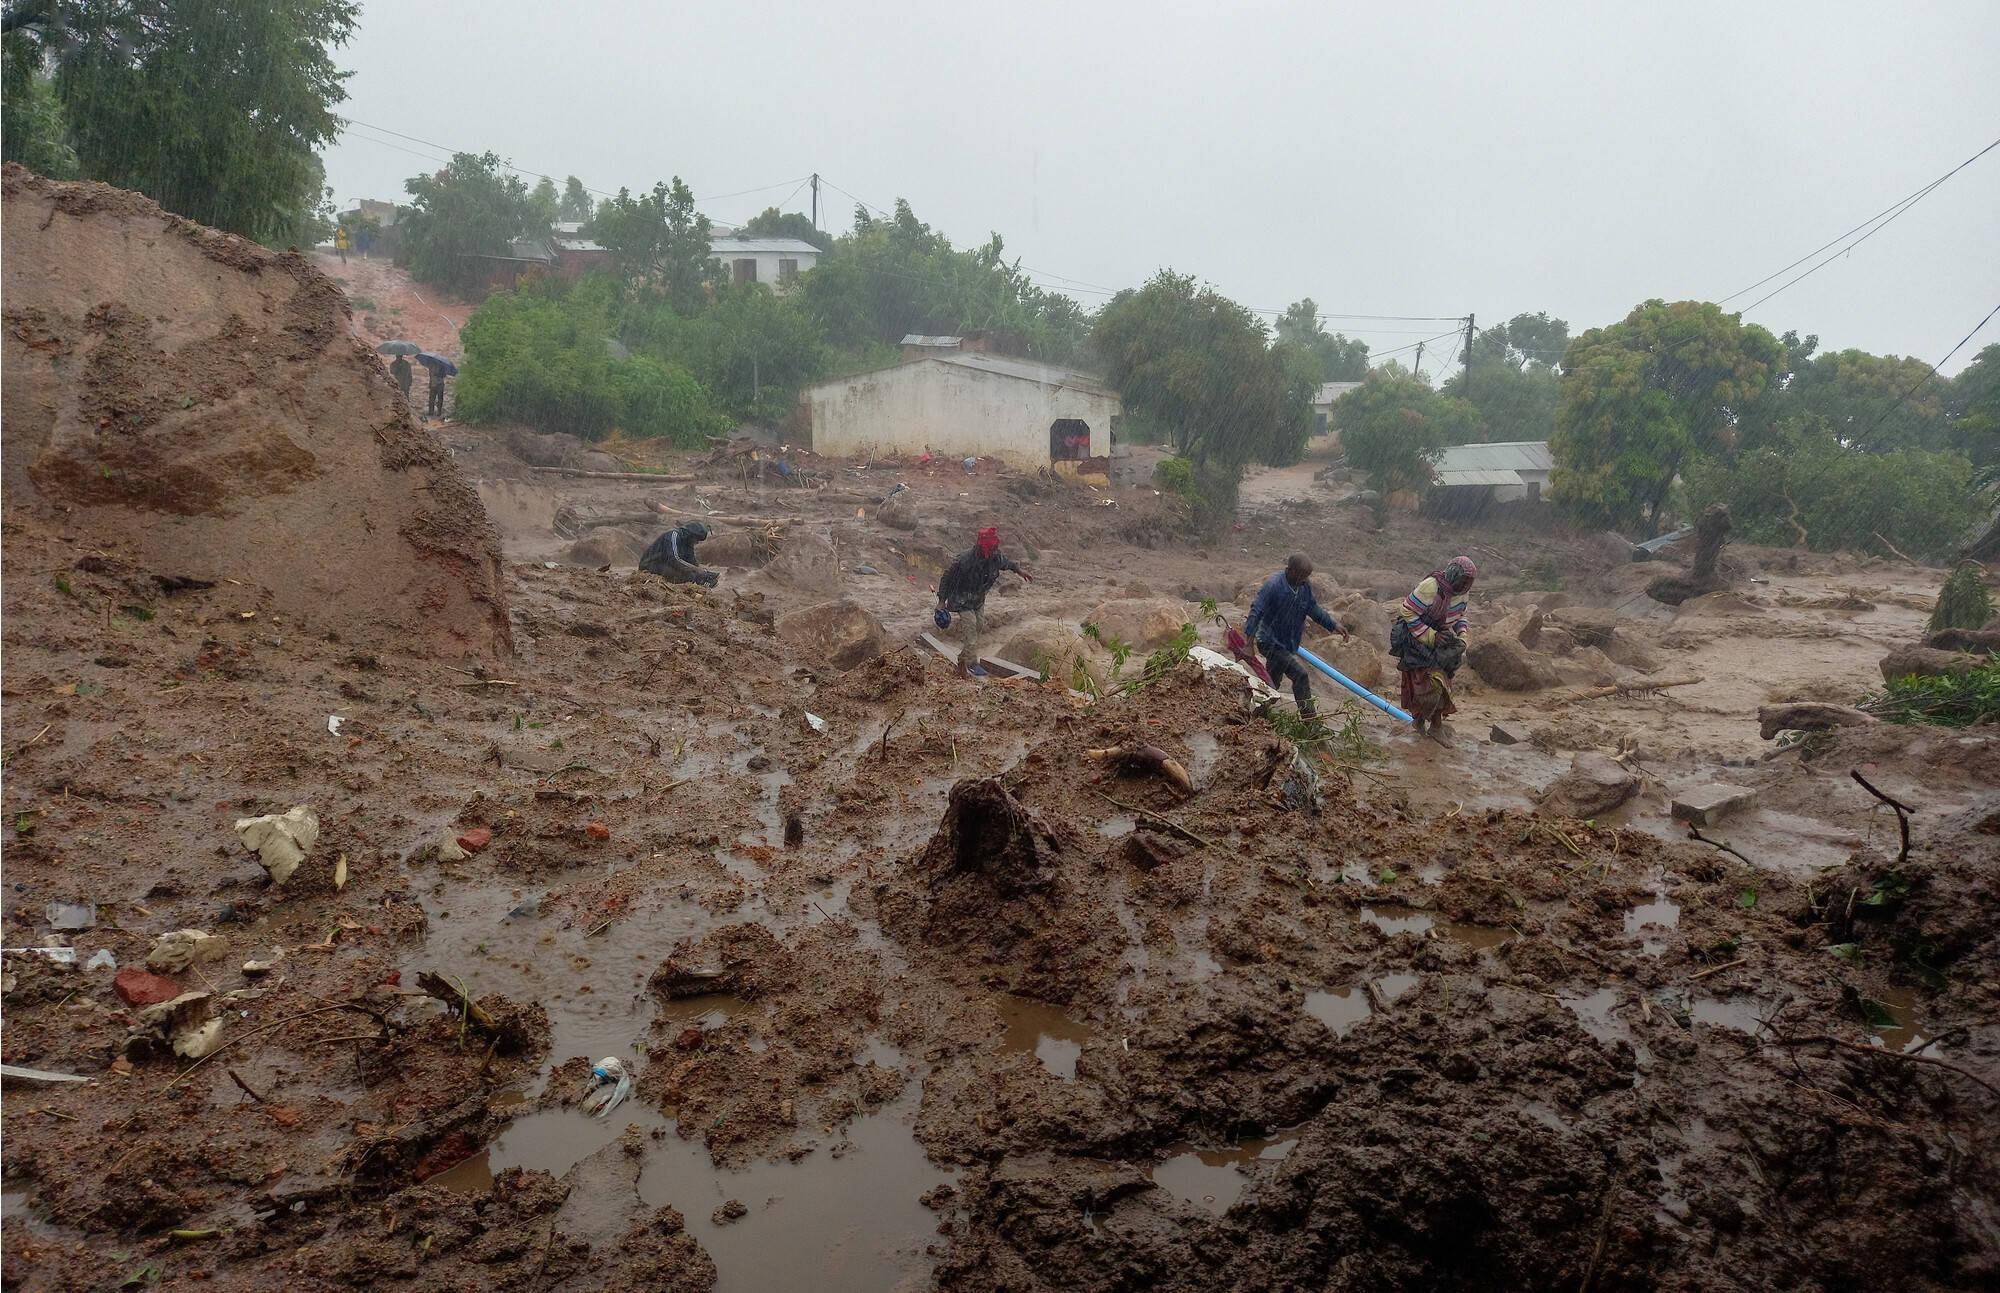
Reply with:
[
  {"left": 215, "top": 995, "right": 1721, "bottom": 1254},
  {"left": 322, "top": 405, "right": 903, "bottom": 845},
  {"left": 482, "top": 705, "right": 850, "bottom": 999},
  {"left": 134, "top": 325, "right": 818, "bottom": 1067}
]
[
  {"left": 1718, "top": 134, "right": 2000, "bottom": 309},
  {"left": 1858, "top": 301, "right": 2000, "bottom": 438}
]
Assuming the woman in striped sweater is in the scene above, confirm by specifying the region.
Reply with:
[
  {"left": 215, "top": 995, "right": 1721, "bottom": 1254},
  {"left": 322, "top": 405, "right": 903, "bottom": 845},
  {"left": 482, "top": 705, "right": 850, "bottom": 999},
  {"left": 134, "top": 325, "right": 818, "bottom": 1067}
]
[{"left": 1393, "top": 555, "right": 1476, "bottom": 741}]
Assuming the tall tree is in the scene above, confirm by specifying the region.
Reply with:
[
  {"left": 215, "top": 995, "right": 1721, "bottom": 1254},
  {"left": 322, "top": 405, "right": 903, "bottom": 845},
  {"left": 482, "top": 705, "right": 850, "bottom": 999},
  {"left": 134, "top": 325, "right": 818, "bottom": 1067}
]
[
  {"left": 2, "top": 0, "right": 357, "bottom": 244},
  {"left": 400, "top": 151, "right": 530, "bottom": 294},
  {"left": 1551, "top": 300, "right": 1783, "bottom": 533},
  {"left": 1274, "top": 299, "right": 1369, "bottom": 381},
  {"left": 1092, "top": 271, "right": 1297, "bottom": 470},
  {"left": 558, "top": 175, "right": 594, "bottom": 224},
  {"left": 593, "top": 178, "right": 715, "bottom": 314},
  {"left": 525, "top": 176, "right": 559, "bottom": 235},
  {"left": 742, "top": 204, "right": 833, "bottom": 253},
  {"left": 1440, "top": 312, "right": 1570, "bottom": 444},
  {"left": 1335, "top": 370, "right": 1480, "bottom": 508}
]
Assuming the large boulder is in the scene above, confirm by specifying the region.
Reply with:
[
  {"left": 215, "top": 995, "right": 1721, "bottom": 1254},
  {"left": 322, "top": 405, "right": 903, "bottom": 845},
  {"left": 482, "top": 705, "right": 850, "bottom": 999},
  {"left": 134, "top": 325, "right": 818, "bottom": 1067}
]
[
  {"left": 1541, "top": 753, "right": 1640, "bottom": 818},
  {"left": 1000, "top": 619, "right": 1111, "bottom": 688},
  {"left": 876, "top": 498, "right": 918, "bottom": 531},
  {"left": 1468, "top": 638, "right": 1560, "bottom": 691},
  {"left": 1757, "top": 702, "right": 1878, "bottom": 741},
  {"left": 1553, "top": 607, "right": 1620, "bottom": 649},
  {"left": 1925, "top": 627, "right": 2000, "bottom": 653},
  {"left": 1084, "top": 597, "right": 1196, "bottom": 651},
  {"left": 560, "top": 527, "right": 644, "bottom": 568},
  {"left": 1309, "top": 635, "right": 1388, "bottom": 689},
  {"left": 762, "top": 531, "right": 843, "bottom": 592},
  {"left": 697, "top": 528, "right": 775, "bottom": 569},
  {"left": 1880, "top": 645, "right": 1984, "bottom": 683},
  {"left": 0, "top": 167, "right": 510, "bottom": 653},
  {"left": 775, "top": 598, "right": 884, "bottom": 670},
  {"left": 507, "top": 427, "right": 585, "bottom": 467}
]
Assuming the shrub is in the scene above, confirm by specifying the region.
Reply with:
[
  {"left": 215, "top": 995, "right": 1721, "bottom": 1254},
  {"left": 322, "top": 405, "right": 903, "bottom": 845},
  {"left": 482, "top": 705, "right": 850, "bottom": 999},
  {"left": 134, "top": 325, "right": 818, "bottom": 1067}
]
[
  {"left": 1863, "top": 655, "right": 1999, "bottom": 728},
  {"left": 1929, "top": 565, "right": 1994, "bottom": 633}
]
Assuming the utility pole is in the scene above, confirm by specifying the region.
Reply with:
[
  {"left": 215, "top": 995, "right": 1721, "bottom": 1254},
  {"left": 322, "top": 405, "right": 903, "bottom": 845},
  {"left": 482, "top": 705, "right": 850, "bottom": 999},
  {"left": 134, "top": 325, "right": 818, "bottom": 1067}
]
[
  {"left": 810, "top": 173, "right": 820, "bottom": 230},
  {"left": 1413, "top": 340, "right": 1425, "bottom": 378},
  {"left": 1462, "top": 313, "right": 1474, "bottom": 398}
]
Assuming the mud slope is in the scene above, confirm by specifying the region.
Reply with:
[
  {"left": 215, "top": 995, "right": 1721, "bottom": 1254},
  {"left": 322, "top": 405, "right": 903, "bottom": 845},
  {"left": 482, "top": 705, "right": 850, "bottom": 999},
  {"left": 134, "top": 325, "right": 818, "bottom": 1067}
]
[{"left": 0, "top": 165, "right": 509, "bottom": 655}]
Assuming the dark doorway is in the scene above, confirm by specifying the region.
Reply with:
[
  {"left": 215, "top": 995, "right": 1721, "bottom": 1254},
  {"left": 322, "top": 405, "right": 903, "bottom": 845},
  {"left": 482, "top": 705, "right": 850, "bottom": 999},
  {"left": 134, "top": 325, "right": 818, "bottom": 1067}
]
[{"left": 1049, "top": 418, "right": 1089, "bottom": 461}]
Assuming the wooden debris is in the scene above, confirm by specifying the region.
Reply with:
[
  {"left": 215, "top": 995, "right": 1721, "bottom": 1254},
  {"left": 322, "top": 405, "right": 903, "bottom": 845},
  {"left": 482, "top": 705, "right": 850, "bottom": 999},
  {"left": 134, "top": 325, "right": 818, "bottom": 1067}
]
[
  {"left": 1557, "top": 677, "right": 1702, "bottom": 704},
  {"left": 1085, "top": 743, "right": 1195, "bottom": 796}
]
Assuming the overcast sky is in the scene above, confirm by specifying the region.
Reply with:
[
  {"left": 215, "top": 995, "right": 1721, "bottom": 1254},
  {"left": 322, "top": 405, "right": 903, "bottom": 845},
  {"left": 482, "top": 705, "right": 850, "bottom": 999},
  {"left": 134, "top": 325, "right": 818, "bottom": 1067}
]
[{"left": 322, "top": 1, "right": 2000, "bottom": 375}]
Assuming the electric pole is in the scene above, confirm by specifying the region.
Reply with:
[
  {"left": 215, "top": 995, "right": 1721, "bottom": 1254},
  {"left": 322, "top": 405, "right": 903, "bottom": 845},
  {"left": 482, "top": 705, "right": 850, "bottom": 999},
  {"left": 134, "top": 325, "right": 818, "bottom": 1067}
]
[
  {"left": 1462, "top": 313, "right": 1474, "bottom": 398},
  {"left": 1414, "top": 340, "right": 1425, "bottom": 378},
  {"left": 810, "top": 173, "right": 820, "bottom": 230}
]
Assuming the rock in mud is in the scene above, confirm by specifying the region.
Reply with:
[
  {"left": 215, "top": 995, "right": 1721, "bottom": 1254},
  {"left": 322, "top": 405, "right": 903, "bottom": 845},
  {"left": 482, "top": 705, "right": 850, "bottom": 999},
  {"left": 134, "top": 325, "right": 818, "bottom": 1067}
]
[
  {"left": 1002, "top": 619, "right": 1110, "bottom": 688},
  {"left": 877, "top": 497, "right": 918, "bottom": 530},
  {"left": 1489, "top": 722, "right": 1530, "bottom": 746},
  {"left": 1925, "top": 626, "right": 2000, "bottom": 653},
  {"left": 112, "top": 968, "right": 183, "bottom": 1007},
  {"left": 1084, "top": 597, "right": 1197, "bottom": 651},
  {"left": 561, "top": 528, "right": 643, "bottom": 567},
  {"left": 1879, "top": 644, "right": 1983, "bottom": 682},
  {"left": 1540, "top": 753, "right": 1639, "bottom": 818},
  {"left": 761, "top": 531, "right": 844, "bottom": 591},
  {"left": 1122, "top": 828, "right": 1188, "bottom": 871},
  {"left": 507, "top": 427, "right": 585, "bottom": 467},
  {"left": 233, "top": 806, "right": 319, "bottom": 886},
  {"left": 1756, "top": 702, "right": 1878, "bottom": 741},
  {"left": 144, "top": 929, "right": 226, "bottom": 974},
  {"left": 1309, "top": 635, "right": 1386, "bottom": 689},
  {"left": 921, "top": 778, "right": 1064, "bottom": 896},
  {"left": 1553, "top": 607, "right": 1620, "bottom": 648},
  {"left": 775, "top": 598, "right": 886, "bottom": 670},
  {"left": 1468, "top": 638, "right": 1560, "bottom": 691}
]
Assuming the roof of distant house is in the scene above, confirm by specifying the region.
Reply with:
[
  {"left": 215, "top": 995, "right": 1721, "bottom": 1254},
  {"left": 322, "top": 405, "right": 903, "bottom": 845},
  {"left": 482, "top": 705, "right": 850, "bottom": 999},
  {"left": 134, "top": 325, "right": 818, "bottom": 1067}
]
[
  {"left": 805, "top": 351, "right": 1117, "bottom": 400},
  {"left": 709, "top": 236, "right": 823, "bottom": 255},
  {"left": 1315, "top": 381, "right": 1364, "bottom": 405},
  {"left": 1433, "top": 440, "right": 1553, "bottom": 474},
  {"left": 900, "top": 334, "right": 962, "bottom": 347},
  {"left": 551, "top": 232, "right": 607, "bottom": 253}
]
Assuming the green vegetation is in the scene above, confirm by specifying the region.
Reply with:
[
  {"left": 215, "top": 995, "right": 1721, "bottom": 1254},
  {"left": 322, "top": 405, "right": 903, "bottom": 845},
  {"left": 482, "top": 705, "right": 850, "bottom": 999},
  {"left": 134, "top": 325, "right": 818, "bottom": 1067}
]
[
  {"left": 2, "top": 0, "right": 355, "bottom": 245},
  {"left": 400, "top": 152, "right": 534, "bottom": 295},
  {"left": 1863, "top": 656, "right": 1999, "bottom": 728},
  {"left": 1929, "top": 565, "right": 1994, "bottom": 633},
  {"left": 1438, "top": 313, "right": 1569, "bottom": 445},
  {"left": 1334, "top": 369, "right": 1481, "bottom": 512}
]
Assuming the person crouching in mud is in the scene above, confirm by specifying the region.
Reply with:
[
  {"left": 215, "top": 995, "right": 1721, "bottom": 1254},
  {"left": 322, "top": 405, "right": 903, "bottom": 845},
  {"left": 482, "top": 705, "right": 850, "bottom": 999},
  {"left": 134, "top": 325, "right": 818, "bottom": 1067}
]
[
  {"left": 1245, "top": 554, "right": 1347, "bottom": 718},
  {"left": 1393, "top": 555, "right": 1475, "bottom": 742},
  {"left": 640, "top": 520, "right": 718, "bottom": 587},
  {"left": 935, "top": 526, "right": 1031, "bottom": 677}
]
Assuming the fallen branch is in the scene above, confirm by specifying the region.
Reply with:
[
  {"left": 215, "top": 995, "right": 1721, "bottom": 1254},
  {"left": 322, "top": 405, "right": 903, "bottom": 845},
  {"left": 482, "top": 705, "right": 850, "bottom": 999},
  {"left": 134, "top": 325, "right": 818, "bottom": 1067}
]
[
  {"left": 1770, "top": 1033, "right": 1999, "bottom": 1099},
  {"left": 415, "top": 971, "right": 502, "bottom": 1038},
  {"left": 654, "top": 502, "right": 795, "bottom": 528},
  {"left": 1848, "top": 769, "right": 1912, "bottom": 865},
  {"left": 1688, "top": 958, "right": 1746, "bottom": 981},
  {"left": 1685, "top": 823, "right": 1753, "bottom": 867},
  {"left": 530, "top": 466, "right": 695, "bottom": 482},
  {"left": 227, "top": 1069, "right": 266, "bottom": 1104},
  {"left": 1871, "top": 531, "right": 1917, "bottom": 565},
  {"left": 1091, "top": 788, "right": 1213, "bottom": 848},
  {"left": 1556, "top": 676, "right": 1702, "bottom": 704},
  {"left": 1085, "top": 743, "right": 1195, "bottom": 796}
]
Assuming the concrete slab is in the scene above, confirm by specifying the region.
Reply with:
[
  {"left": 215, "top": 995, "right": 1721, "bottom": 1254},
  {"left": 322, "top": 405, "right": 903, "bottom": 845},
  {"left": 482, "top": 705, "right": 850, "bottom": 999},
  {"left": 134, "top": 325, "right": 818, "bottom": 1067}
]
[{"left": 1670, "top": 783, "right": 1759, "bottom": 826}]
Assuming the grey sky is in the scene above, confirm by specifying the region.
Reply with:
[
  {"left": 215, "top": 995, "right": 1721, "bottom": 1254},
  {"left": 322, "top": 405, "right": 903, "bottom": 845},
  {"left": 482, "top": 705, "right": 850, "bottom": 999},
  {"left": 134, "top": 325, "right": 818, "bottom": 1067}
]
[{"left": 324, "top": 0, "right": 2000, "bottom": 375}]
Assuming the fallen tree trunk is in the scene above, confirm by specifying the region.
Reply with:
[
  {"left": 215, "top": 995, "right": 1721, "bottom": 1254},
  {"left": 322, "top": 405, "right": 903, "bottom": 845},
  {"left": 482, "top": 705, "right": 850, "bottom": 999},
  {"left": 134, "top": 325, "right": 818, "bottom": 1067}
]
[
  {"left": 1555, "top": 676, "right": 1702, "bottom": 704},
  {"left": 530, "top": 466, "right": 696, "bottom": 482},
  {"left": 1085, "top": 744, "right": 1195, "bottom": 796}
]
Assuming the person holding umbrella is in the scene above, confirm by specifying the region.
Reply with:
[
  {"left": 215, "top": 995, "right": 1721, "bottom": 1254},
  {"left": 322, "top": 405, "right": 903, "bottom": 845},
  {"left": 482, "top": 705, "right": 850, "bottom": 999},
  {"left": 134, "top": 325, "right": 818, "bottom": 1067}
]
[
  {"left": 378, "top": 340, "right": 420, "bottom": 405},
  {"left": 417, "top": 351, "right": 457, "bottom": 420}
]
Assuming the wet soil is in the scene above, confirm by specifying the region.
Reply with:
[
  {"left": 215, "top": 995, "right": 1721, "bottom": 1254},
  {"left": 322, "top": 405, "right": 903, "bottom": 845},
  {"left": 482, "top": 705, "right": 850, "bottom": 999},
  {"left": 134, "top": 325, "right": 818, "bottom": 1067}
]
[{"left": 4, "top": 259, "right": 1997, "bottom": 1291}]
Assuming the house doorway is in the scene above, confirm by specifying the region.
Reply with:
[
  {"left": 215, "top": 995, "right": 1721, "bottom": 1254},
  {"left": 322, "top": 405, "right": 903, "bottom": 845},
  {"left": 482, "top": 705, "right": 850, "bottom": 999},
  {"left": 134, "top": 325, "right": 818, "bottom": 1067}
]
[{"left": 1049, "top": 418, "right": 1090, "bottom": 461}]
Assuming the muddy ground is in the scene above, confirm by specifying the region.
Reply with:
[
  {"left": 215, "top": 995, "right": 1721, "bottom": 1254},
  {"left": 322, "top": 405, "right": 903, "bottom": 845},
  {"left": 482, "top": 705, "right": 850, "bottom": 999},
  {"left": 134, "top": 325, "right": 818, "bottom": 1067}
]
[{"left": 6, "top": 278, "right": 1999, "bottom": 1292}]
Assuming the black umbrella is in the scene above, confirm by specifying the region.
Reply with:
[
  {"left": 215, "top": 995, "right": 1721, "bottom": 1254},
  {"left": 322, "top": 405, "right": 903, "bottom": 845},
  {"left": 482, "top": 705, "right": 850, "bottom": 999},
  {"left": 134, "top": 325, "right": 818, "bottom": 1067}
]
[
  {"left": 415, "top": 351, "right": 458, "bottom": 376},
  {"left": 375, "top": 339, "right": 420, "bottom": 356}
]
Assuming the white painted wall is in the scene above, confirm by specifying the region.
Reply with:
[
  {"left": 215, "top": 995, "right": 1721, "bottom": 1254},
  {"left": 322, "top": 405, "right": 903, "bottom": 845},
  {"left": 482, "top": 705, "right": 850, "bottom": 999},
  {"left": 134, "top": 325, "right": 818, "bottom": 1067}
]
[
  {"left": 806, "top": 359, "right": 1121, "bottom": 468},
  {"left": 709, "top": 248, "right": 819, "bottom": 292}
]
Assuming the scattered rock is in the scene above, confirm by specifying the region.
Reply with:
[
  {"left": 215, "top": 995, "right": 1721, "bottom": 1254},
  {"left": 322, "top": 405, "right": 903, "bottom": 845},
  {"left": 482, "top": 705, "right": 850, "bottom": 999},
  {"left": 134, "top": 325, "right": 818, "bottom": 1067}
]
[
  {"left": 775, "top": 598, "right": 887, "bottom": 670},
  {"left": 1540, "top": 753, "right": 1639, "bottom": 818},
  {"left": 1554, "top": 607, "right": 1620, "bottom": 649},
  {"left": 1489, "top": 723, "right": 1530, "bottom": 746},
  {"left": 1121, "top": 829, "right": 1188, "bottom": 872},
  {"left": 1880, "top": 645, "right": 1984, "bottom": 682},
  {"left": 1083, "top": 597, "right": 1196, "bottom": 651},
  {"left": 761, "top": 532, "right": 844, "bottom": 592},
  {"left": 877, "top": 498, "right": 918, "bottom": 530},
  {"left": 1925, "top": 626, "right": 2000, "bottom": 653},
  {"left": 456, "top": 827, "right": 493, "bottom": 853},
  {"left": 113, "top": 968, "right": 184, "bottom": 1007},
  {"left": 145, "top": 929, "right": 227, "bottom": 974},
  {"left": 1468, "top": 638, "right": 1560, "bottom": 691},
  {"left": 233, "top": 806, "right": 319, "bottom": 886},
  {"left": 1670, "top": 783, "right": 1759, "bottom": 826},
  {"left": 712, "top": 1200, "right": 748, "bottom": 1225}
]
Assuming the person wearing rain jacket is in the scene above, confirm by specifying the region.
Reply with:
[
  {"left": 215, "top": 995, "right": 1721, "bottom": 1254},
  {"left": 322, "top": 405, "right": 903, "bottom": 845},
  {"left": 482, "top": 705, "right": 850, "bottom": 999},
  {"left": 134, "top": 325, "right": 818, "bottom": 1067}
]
[
  {"left": 425, "top": 362, "right": 447, "bottom": 418},
  {"left": 1245, "top": 554, "right": 1347, "bottom": 718},
  {"left": 640, "top": 521, "right": 718, "bottom": 587},
  {"left": 935, "top": 527, "right": 1031, "bottom": 677},
  {"left": 389, "top": 353, "right": 413, "bottom": 402}
]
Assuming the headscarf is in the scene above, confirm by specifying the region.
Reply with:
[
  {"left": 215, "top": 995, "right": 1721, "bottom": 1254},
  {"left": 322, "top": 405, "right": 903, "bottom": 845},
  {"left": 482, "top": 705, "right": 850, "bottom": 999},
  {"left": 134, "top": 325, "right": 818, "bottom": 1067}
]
[
  {"left": 1436, "top": 555, "right": 1476, "bottom": 593},
  {"left": 976, "top": 526, "right": 1000, "bottom": 557}
]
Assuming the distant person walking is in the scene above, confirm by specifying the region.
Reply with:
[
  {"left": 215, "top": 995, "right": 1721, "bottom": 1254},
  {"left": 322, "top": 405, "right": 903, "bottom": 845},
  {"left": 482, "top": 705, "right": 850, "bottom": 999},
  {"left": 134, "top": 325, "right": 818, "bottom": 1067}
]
[
  {"left": 1245, "top": 554, "right": 1347, "bottom": 718},
  {"left": 334, "top": 224, "right": 349, "bottom": 263},
  {"left": 1393, "top": 555, "right": 1475, "bottom": 742},
  {"left": 389, "top": 353, "right": 414, "bottom": 403},
  {"left": 425, "top": 363, "right": 447, "bottom": 419},
  {"left": 935, "top": 526, "right": 1032, "bottom": 677}
]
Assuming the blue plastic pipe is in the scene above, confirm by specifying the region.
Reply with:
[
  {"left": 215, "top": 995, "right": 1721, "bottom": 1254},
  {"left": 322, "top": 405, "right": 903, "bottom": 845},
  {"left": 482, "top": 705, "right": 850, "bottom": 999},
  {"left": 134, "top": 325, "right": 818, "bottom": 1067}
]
[{"left": 1295, "top": 646, "right": 1415, "bottom": 724}]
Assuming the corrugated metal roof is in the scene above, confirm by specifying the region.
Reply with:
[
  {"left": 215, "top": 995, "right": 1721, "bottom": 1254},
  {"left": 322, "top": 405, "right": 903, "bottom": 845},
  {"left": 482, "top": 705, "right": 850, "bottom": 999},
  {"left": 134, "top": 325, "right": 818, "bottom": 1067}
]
[
  {"left": 932, "top": 352, "right": 1117, "bottom": 397},
  {"left": 901, "top": 334, "right": 962, "bottom": 347},
  {"left": 1434, "top": 467, "right": 1524, "bottom": 488},
  {"left": 552, "top": 235, "right": 607, "bottom": 253},
  {"left": 709, "top": 237, "right": 822, "bottom": 255},
  {"left": 1433, "top": 440, "right": 1553, "bottom": 473},
  {"left": 1315, "top": 381, "right": 1363, "bottom": 405}
]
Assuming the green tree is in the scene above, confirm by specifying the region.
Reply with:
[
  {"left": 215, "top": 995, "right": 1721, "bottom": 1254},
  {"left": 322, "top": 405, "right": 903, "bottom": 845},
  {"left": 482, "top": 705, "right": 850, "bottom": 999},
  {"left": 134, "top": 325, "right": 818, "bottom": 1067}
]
[
  {"left": 1274, "top": 299, "right": 1369, "bottom": 381},
  {"left": 1778, "top": 348, "right": 1951, "bottom": 453},
  {"left": 593, "top": 178, "right": 715, "bottom": 313},
  {"left": 525, "top": 176, "right": 559, "bottom": 235},
  {"left": 1091, "top": 270, "right": 1295, "bottom": 471},
  {"left": 1440, "top": 313, "right": 1569, "bottom": 444},
  {"left": 1948, "top": 343, "right": 2000, "bottom": 477},
  {"left": 1552, "top": 299, "right": 1783, "bottom": 533},
  {"left": 742, "top": 205, "right": 833, "bottom": 253},
  {"left": 3, "top": 0, "right": 356, "bottom": 244},
  {"left": 626, "top": 285, "right": 827, "bottom": 424},
  {"left": 1336, "top": 370, "right": 1481, "bottom": 507},
  {"left": 400, "top": 151, "right": 531, "bottom": 294},
  {"left": 558, "top": 175, "right": 594, "bottom": 224},
  {"left": 0, "top": 50, "right": 76, "bottom": 176}
]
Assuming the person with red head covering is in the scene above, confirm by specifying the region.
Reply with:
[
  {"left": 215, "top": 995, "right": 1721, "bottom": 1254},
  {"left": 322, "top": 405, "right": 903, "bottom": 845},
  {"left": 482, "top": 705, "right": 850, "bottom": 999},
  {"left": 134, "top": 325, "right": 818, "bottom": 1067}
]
[
  {"left": 935, "top": 526, "right": 1032, "bottom": 677},
  {"left": 1393, "top": 555, "right": 1476, "bottom": 741}
]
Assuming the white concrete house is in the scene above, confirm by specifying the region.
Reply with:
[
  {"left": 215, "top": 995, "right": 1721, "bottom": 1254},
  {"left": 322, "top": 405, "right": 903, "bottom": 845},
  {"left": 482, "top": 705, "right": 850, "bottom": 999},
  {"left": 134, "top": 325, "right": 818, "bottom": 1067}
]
[
  {"left": 1431, "top": 440, "right": 1553, "bottom": 501},
  {"left": 708, "top": 235, "right": 820, "bottom": 292},
  {"left": 1313, "top": 381, "right": 1363, "bottom": 437},
  {"left": 803, "top": 353, "right": 1122, "bottom": 470}
]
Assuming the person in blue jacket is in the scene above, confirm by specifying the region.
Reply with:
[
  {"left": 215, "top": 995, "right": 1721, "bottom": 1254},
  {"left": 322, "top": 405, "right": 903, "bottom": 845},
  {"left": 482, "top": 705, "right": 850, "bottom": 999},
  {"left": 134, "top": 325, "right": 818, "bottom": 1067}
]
[{"left": 1245, "top": 554, "right": 1347, "bottom": 718}]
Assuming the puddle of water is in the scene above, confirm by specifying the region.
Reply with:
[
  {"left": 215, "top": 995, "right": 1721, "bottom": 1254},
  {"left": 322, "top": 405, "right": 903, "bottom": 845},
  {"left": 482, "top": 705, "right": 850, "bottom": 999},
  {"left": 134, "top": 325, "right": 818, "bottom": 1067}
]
[
  {"left": 1416, "top": 861, "right": 1445, "bottom": 885},
  {"left": 996, "top": 996, "right": 1095, "bottom": 1079},
  {"left": 1561, "top": 987, "right": 1627, "bottom": 1045},
  {"left": 1374, "top": 973, "right": 1420, "bottom": 1003},
  {"left": 1097, "top": 814, "right": 1136, "bottom": 839},
  {"left": 1, "top": 1184, "right": 84, "bottom": 1242},
  {"left": 1150, "top": 1132, "right": 1300, "bottom": 1215},
  {"left": 637, "top": 1094, "right": 949, "bottom": 1293},
  {"left": 661, "top": 991, "right": 754, "bottom": 1033},
  {"left": 1690, "top": 996, "right": 1769, "bottom": 1034},
  {"left": 1520, "top": 1100, "right": 1570, "bottom": 1133},
  {"left": 1360, "top": 906, "right": 1512, "bottom": 950},
  {"left": 1181, "top": 731, "right": 1221, "bottom": 787},
  {"left": 1303, "top": 987, "right": 1371, "bottom": 1037},
  {"left": 430, "top": 1100, "right": 674, "bottom": 1195},
  {"left": 1864, "top": 985, "right": 1938, "bottom": 1054},
  {"left": 1624, "top": 887, "right": 1681, "bottom": 957}
]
